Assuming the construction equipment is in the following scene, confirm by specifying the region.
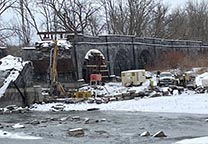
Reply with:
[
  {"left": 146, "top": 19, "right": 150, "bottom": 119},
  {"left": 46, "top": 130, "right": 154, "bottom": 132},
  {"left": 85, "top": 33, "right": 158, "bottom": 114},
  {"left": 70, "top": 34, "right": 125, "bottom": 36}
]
[
  {"left": 74, "top": 91, "right": 91, "bottom": 99},
  {"left": 121, "top": 69, "right": 146, "bottom": 87},
  {"left": 49, "top": 40, "right": 66, "bottom": 97}
]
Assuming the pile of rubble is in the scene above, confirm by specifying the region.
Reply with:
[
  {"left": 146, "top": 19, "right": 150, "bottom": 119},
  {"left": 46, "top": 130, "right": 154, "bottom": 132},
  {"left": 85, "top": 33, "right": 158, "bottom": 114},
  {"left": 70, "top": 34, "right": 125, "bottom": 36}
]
[
  {"left": 33, "top": 84, "right": 188, "bottom": 109},
  {"left": 0, "top": 105, "right": 30, "bottom": 114}
]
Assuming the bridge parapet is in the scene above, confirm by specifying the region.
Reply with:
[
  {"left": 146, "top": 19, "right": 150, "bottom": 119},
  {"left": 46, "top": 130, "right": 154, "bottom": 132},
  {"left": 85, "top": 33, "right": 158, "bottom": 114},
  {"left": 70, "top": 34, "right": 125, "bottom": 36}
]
[{"left": 67, "top": 34, "right": 204, "bottom": 47}]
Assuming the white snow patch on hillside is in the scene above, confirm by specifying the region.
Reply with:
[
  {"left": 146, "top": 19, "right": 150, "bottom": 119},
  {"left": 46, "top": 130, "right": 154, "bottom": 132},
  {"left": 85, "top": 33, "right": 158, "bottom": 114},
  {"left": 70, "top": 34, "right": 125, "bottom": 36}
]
[{"left": 0, "top": 55, "right": 28, "bottom": 97}]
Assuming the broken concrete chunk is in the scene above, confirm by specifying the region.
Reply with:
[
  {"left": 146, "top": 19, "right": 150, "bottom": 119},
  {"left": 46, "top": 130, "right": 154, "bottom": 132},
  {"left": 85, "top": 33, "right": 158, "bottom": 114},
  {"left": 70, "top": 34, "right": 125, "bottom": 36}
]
[
  {"left": 122, "top": 92, "right": 130, "bottom": 97},
  {"left": 87, "top": 98, "right": 94, "bottom": 104},
  {"left": 50, "top": 117, "right": 59, "bottom": 121},
  {"left": 12, "top": 123, "right": 25, "bottom": 129},
  {"left": 84, "top": 118, "right": 90, "bottom": 124},
  {"left": 72, "top": 116, "right": 80, "bottom": 121},
  {"left": 137, "top": 91, "right": 146, "bottom": 97},
  {"left": 51, "top": 104, "right": 65, "bottom": 111},
  {"left": 149, "top": 91, "right": 162, "bottom": 98},
  {"left": 0, "top": 108, "right": 4, "bottom": 114},
  {"left": 17, "top": 107, "right": 30, "bottom": 113},
  {"left": 153, "top": 130, "right": 167, "bottom": 137},
  {"left": 5, "top": 105, "right": 17, "bottom": 111},
  {"left": 40, "top": 120, "right": 48, "bottom": 123},
  {"left": 109, "top": 97, "right": 117, "bottom": 101},
  {"left": 127, "top": 89, "right": 136, "bottom": 94},
  {"left": 30, "top": 120, "right": 40, "bottom": 125},
  {"left": 60, "top": 116, "right": 71, "bottom": 121},
  {"left": 3, "top": 109, "right": 12, "bottom": 114},
  {"left": 68, "top": 128, "right": 84, "bottom": 137},
  {"left": 95, "top": 98, "right": 102, "bottom": 104},
  {"left": 84, "top": 118, "right": 99, "bottom": 124},
  {"left": 100, "top": 118, "right": 107, "bottom": 122},
  {"left": 140, "top": 131, "right": 150, "bottom": 137}
]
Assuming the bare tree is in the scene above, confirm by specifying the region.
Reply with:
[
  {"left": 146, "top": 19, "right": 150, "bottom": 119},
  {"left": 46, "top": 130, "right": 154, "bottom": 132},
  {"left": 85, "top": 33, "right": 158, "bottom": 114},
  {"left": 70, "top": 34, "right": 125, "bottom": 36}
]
[
  {"left": 13, "top": 0, "right": 31, "bottom": 46},
  {"left": 37, "top": 1, "right": 54, "bottom": 32},
  {"left": 39, "top": 0, "right": 100, "bottom": 34},
  {"left": 165, "top": 8, "right": 188, "bottom": 39},
  {"left": 128, "top": 0, "right": 157, "bottom": 36},
  {"left": 0, "top": 0, "right": 16, "bottom": 16},
  {"left": 147, "top": 2, "right": 169, "bottom": 38},
  {"left": 101, "top": 0, "right": 157, "bottom": 36},
  {"left": 0, "top": 0, "right": 16, "bottom": 45},
  {"left": 185, "top": 0, "right": 208, "bottom": 41},
  {"left": 165, "top": 0, "right": 208, "bottom": 41},
  {"left": 87, "top": 14, "right": 106, "bottom": 36},
  {"left": 11, "top": 0, "right": 41, "bottom": 45}
]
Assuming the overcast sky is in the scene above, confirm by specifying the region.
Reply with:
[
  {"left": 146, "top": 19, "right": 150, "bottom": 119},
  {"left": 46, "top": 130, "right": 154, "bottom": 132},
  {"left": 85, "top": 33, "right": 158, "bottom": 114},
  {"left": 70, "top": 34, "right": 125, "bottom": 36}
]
[{"left": 163, "top": 0, "right": 204, "bottom": 9}]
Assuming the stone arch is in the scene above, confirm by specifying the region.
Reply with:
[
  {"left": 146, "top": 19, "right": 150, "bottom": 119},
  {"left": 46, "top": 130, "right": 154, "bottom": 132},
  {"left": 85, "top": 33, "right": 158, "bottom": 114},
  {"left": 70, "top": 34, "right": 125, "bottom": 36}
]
[
  {"left": 138, "top": 50, "right": 153, "bottom": 69},
  {"left": 114, "top": 49, "right": 133, "bottom": 76},
  {"left": 82, "top": 49, "right": 108, "bottom": 82}
]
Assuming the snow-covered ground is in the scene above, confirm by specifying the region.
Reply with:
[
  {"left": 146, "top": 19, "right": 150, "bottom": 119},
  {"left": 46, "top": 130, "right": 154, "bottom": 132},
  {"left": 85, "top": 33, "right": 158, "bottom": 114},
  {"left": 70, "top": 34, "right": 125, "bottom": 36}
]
[
  {"left": 30, "top": 71, "right": 208, "bottom": 144},
  {"left": 175, "top": 136, "right": 208, "bottom": 144},
  {"left": 32, "top": 92, "right": 208, "bottom": 114},
  {"left": 2, "top": 55, "right": 208, "bottom": 143}
]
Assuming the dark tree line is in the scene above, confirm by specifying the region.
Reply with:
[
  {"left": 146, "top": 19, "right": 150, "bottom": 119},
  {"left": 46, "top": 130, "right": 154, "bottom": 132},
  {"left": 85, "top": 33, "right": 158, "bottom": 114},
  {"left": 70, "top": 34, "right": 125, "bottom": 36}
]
[{"left": 0, "top": 0, "right": 208, "bottom": 46}]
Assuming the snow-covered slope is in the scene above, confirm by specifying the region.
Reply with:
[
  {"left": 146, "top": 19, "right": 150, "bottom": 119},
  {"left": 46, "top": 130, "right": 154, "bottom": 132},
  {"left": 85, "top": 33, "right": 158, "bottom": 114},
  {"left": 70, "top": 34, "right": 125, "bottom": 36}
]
[{"left": 0, "top": 55, "right": 28, "bottom": 97}]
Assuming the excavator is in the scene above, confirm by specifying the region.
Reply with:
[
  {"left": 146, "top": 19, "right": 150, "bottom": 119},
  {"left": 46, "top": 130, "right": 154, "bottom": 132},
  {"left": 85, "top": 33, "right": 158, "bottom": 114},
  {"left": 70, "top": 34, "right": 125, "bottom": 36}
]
[{"left": 49, "top": 40, "right": 66, "bottom": 97}]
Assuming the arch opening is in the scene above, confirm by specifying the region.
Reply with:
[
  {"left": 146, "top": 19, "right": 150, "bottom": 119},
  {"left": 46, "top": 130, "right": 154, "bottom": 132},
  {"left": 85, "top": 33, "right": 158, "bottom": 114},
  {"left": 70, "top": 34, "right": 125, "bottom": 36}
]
[
  {"left": 138, "top": 50, "right": 153, "bottom": 69},
  {"left": 82, "top": 49, "right": 109, "bottom": 82}
]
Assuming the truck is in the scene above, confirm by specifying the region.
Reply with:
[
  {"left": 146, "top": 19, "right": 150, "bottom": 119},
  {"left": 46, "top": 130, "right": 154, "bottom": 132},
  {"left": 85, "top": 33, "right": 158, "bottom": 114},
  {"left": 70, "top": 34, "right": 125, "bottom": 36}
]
[
  {"left": 121, "top": 69, "right": 146, "bottom": 87},
  {"left": 157, "top": 72, "right": 176, "bottom": 87}
]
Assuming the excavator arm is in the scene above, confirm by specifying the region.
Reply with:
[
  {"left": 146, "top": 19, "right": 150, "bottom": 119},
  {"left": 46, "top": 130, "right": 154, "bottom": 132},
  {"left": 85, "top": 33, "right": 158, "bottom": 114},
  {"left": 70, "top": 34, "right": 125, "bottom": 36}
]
[{"left": 50, "top": 40, "right": 66, "bottom": 97}]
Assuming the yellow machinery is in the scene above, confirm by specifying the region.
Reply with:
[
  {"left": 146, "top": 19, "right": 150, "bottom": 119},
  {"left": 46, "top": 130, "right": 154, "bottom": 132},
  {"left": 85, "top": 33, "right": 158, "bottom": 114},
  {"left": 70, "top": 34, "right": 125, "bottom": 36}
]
[
  {"left": 49, "top": 40, "right": 66, "bottom": 97},
  {"left": 74, "top": 91, "right": 92, "bottom": 99}
]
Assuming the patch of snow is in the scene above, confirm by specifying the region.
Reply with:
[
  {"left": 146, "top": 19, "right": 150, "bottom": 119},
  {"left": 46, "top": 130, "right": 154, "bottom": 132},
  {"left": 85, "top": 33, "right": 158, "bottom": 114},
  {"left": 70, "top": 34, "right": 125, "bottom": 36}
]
[
  {"left": 36, "top": 39, "right": 72, "bottom": 49},
  {"left": 175, "top": 136, "right": 208, "bottom": 144},
  {"left": 195, "top": 72, "right": 208, "bottom": 86},
  {"left": 57, "top": 39, "right": 72, "bottom": 49},
  {"left": 0, "top": 130, "right": 42, "bottom": 140},
  {"left": 12, "top": 123, "right": 25, "bottom": 129},
  {"left": 31, "top": 92, "right": 208, "bottom": 114},
  {"left": 0, "top": 55, "right": 28, "bottom": 97},
  {"left": 84, "top": 49, "right": 105, "bottom": 60}
]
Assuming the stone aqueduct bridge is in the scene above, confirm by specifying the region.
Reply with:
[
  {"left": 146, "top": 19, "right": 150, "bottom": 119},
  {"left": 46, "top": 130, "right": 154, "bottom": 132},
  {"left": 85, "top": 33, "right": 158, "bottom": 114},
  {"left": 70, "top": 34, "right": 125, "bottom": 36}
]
[{"left": 67, "top": 34, "right": 208, "bottom": 79}]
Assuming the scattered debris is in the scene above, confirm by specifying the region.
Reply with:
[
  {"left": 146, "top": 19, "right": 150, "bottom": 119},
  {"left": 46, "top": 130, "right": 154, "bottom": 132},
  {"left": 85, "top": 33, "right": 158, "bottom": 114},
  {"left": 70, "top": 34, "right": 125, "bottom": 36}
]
[
  {"left": 140, "top": 131, "right": 151, "bottom": 137},
  {"left": 12, "top": 123, "right": 25, "bottom": 129},
  {"left": 153, "top": 130, "right": 167, "bottom": 137},
  {"left": 5, "top": 105, "right": 17, "bottom": 111},
  {"left": 87, "top": 108, "right": 99, "bottom": 111},
  {"left": 84, "top": 118, "right": 99, "bottom": 124},
  {"left": 51, "top": 104, "right": 65, "bottom": 111},
  {"left": 68, "top": 128, "right": 85, "bottom": 137},
  {"left": 60, "top": 116, "right": 71, "bottom": 121},
  {"left": 72, "top": 116, "right": 81, "bottom": 121},
  {"left": 30, "top": 120, "right": 40, "bottom": 125},
  {"left": 100, "top": 118, "right": 107, "bottom": 122}
]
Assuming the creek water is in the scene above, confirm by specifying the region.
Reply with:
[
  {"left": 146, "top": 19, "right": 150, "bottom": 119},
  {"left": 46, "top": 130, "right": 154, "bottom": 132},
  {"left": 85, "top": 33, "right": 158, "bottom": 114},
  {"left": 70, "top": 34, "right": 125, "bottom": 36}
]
[{"left": 0, "top": 111, "right": 208, "bottom": 144}]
